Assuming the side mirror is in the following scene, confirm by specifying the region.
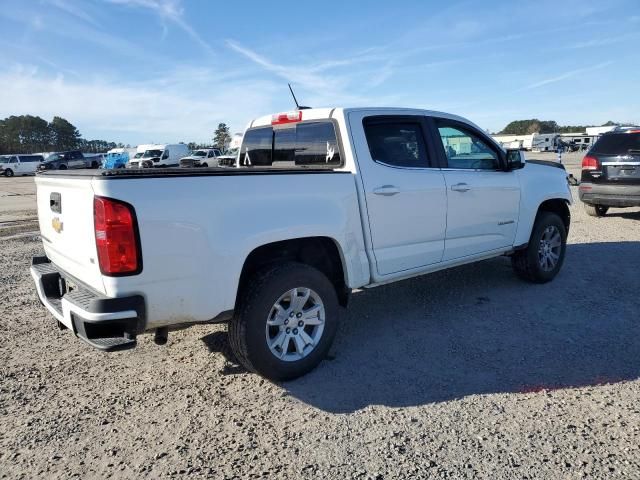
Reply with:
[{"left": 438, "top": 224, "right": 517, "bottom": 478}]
[{"left": 505, "top": 149, "right": 525, "bottom": 171}]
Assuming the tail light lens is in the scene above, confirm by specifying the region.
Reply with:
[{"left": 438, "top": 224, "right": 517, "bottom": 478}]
[
  {"left": 94, "top": 196, "right": 141, "bottom": 275},
  {"left": 582, "top": 155, "right": 600, "bottom": 170}
]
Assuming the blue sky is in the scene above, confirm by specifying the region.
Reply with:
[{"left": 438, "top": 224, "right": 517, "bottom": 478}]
[{"left": 0, "top": 0, "right": 639, "bottom": 145}]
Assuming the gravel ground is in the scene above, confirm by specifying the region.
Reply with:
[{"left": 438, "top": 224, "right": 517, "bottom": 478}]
[{"left": 1, "top": 158, "right": 640, "bottom": 479}]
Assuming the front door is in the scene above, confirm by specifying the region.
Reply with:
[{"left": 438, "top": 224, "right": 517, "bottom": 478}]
[
  {"left": 430, "top": 119, "right": 520, "bottom": 261},
  {"left": 350, "top": 113, "right": 447, "bottom": 276}
]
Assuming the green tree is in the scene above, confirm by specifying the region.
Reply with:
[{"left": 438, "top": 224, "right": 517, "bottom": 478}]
[
  {"left": 49, "top": 116, "right": 81, "bottom": 151},
  {"left": 213, "top": 123, "right": 231, "bottom": 149}
]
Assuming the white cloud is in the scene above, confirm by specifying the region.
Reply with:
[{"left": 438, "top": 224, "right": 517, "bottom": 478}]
[
  {"left": 106, "top": 0, "right": 215, "bottom": 56},
  {"left": 0, "top": 66, "right": 278, "bottom": 144},
  {"left": 523, "top": 61, "right": 613, "bottom": 90},
  {"left": 46, "top": 0, "right": 99, "bottom": 26}
]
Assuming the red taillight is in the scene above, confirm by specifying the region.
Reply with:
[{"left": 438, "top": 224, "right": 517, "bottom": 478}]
[
  {"left": 271, "top": 111, "right": 302, "bottom": 125},
  {"left": 94, "top": 196, "right": 141, "bottom": 275},
  {"left": 582, "top": 155, "right": 599, "bottom": 170}
]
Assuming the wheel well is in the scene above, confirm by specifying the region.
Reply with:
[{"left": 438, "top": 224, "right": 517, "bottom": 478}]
[
  {"left": 237, "top": 237, "right": 349, "bottom": 308},
  {"left": 538, "top": 199, "right": 571, "bottom": 233}
]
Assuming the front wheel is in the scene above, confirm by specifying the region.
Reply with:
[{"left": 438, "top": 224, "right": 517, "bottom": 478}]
[
  {"left": 4, "top": 168, "right": 14, "bottom": 177},
  {"left": 584, "top": 204, "right": 608, "bottom": 217},
  {"left": 229, "top": 262, "right": 340, "bottom": 381},
  {"left": 512, "top": 212, "right": 567, "bottom": 283}
]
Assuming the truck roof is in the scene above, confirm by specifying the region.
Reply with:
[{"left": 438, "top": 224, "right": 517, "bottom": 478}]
[{"left": 247, "top": 107, "right": 477, "bottom": 130}]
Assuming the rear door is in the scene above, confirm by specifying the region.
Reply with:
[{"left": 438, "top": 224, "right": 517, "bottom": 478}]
[
  {"left": 429, "top": 117, "right": 520, "bottom": 261},
  {"left": 591, "top": 132, "right": 640, "bottom": 185},
  {"left": 350, "top": 113, "right": 447, "bottom": 276}
]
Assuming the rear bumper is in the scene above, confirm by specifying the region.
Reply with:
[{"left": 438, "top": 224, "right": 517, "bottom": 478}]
[
  {"left": 579, "top": 183, "right": 640, "bottom": 207},
  {"left": 30, "top": 256, "right": 145, "bottom": 351}
]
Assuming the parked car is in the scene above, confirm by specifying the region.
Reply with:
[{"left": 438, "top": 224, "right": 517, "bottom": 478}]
[
  {"left": 179, "top": 148, "right": 223, "bottom": 168},
  {"left": 0, "top": 154, "right": 44, "bottom": 176},
  {"left": 128, "top": 144, "right": 190, "bottom": 168},
  {"left": 102, "top": 151, "right": 130, "bottom": 169},
  {"left": 30, "top": 107, "right": 572, "bottom": 381},
  {"left": 216, "top": 148, "right": 238, "bottom": 167},
  {"left": 37, "top": 151, "right": 94, "bottom": 171},
  {"left": 579, "top": 127, "right": 640, "bottom": 216}
]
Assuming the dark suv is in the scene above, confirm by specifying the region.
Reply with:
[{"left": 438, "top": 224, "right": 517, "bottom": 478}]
[
  {"left": 37, "top": 151, "right": 94, "bottom": 171},
  {"left": 579, "top": 128, "right": 640, "bottom": 216}
]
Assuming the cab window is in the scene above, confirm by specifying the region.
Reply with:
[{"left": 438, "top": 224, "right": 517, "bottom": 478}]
[
  {"left": 363, "top": 119, "right": 429, "bottom": 168},
  {"left": 435, "top": 121, "right": 500, "bottom": 170}
]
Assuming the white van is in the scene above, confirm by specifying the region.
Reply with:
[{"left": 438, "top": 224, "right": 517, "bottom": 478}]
[
  {"left": 1, "top": 154, "right": 44, "bottom": 176},
  {"left": 129, "top": 144, "right": 189, "bottom": 168}
]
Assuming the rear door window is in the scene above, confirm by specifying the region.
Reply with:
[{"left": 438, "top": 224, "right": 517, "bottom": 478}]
[
  {"left": 591, "top": 133, "right": 640, "bottom": 155},
  {"left": 240, "top": 121, "right": 341, "bottom": 168},
  {"left": 363, "top": 120, "right": 429, "bottom": 168}
]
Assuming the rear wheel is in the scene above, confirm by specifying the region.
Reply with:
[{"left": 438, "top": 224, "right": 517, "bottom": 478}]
[
  {"left": 229, "top": 262, "right": 339, "bottom": 381},
  {"left": 584, "top": 204, "right": 608, "bottom": 217},
  {"left": 4, "top": 168, "right": 14, "bottom": 177},
  {"left": 512, "top": 212, "right": 567, "bottom": 283},
  {"left": 58, "top": 164, "right": 67, "bottom": 170}
]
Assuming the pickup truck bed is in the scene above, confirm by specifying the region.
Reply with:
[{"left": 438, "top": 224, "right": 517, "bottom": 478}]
[{"left": 31, "top": 107, "right": 572, "bottom": 380}]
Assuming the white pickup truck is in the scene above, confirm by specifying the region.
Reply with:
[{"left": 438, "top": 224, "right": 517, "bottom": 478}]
[{"left": 31, "top": 107, "right": 572, "bottom": 380}]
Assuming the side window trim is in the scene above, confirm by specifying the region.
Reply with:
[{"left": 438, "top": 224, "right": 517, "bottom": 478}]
[
  {"left": 430, "top": 117, "right": 506, "bottom": 171},
  {"left": 362, "top": 115, "right": 437, "bottom": 169}
]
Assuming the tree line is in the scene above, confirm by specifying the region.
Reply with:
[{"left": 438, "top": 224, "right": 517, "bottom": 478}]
[
  {"left": 0, "top": 116, "right": 234, "bottom": 155},
  {"left": 0, "top": 115, "right": 125, "bottom": 155},
  {"left": 499, "top": 119, "right": 634, "bottom": 135}
]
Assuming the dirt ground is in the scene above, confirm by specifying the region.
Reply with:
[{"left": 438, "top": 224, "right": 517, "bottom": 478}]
[{"left": 1, "top": 154, "right": 639, "bottom": 479}]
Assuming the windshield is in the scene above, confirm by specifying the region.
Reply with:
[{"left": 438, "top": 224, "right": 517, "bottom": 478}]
[
  {"left": 0, "top": 156, "right": 10, "bottom": 163},
  {"left": 133, "top": 152, "right": 143, "bottom": 158},
  {"left": 223, "top": 148, "right": 239, "bottom": 156},
  {"left": 46, "top": 154, "right": 61, "bottom": 162},
  {"left": 193, "top": 150, "right": 207, "bottom": 157},
  {"left": 142, "top": 149, "right": 163, "bottom": 158}
]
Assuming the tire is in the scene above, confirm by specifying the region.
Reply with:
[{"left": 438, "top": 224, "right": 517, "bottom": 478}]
[
  {"left": 4, "top": 168, "right": 14, "bottom": 177},
  {"left": 584, "top": 204, "right": 608, "bottom": 217},
  {"left": 511, "top": 211, "right": 567, "bottom": 283},
  {"left": 58, "top": 164, "right": 67, "bottom": 170},
  {"left": 91, "top": 161, "right": 99, "bottom": 168},
  {"left": 229, "top": 262, "right": 340, "bottom": 381}
]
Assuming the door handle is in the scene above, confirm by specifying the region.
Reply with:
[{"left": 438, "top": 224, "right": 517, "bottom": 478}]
[
  {"left": 373, "top": 185, "right": 400, "bottom": 196},
  {"left": 450, "top": 182, "right": 470, "bottom": 192}
]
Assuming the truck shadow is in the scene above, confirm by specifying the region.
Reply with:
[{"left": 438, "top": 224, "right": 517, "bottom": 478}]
[{"left": 280, "top": 241, "right": 640, "bottom": 413}]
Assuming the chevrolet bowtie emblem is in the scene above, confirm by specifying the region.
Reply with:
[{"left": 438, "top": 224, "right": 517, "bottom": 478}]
[{"left": 52, "top": 217, "right": 63, "bottom": 233}]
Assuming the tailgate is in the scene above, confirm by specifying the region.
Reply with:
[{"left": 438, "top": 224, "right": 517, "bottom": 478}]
[
  {"left": 35, "top": 175, "right": 105, "bottom": 293},
  {"left": 602, "top": 154, "right": 640, "bottom": 184}
]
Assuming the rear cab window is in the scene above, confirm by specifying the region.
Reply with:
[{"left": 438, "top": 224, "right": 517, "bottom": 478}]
[{"left": 240, "top": 121, "right": 342, "bottom": 168}]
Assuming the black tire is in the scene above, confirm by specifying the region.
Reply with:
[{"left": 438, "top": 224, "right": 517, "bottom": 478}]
[
  {"left": 58, "top": 164, "right": 67, "bottom": 170},
  {"left": 4, "top": 168, "right": 14, "bottom": 177},
  {"left": 584, "top": 204, "right": 608, "bottom": 217},
  {"left": 229, "top": 262, "right": 340, "bottom": 381},
  {"left": 511, "top": 211, "right": 567, "bottom": 283}
]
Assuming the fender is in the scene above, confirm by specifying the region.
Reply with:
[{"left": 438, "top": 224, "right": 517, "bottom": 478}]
[{"left": 513, "top": 162, "right": 573, "bottom": 246}]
